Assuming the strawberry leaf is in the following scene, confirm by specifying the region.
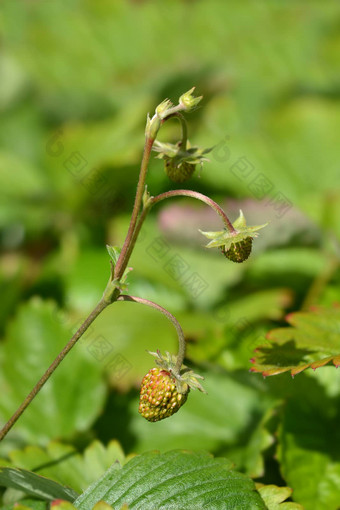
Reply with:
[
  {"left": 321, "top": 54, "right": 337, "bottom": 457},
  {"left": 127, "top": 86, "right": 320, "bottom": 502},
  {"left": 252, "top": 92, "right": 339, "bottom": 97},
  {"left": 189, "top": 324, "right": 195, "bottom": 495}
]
[
  {"left": 277, "top": 391, "right": 340, "bottom": 510},
  {"left": 0, "top": 467, "right": 78, "bottom": 502},
  {"left": 74, "top": 450, "right": 266, "bottom": 510},
  {"left": 257, "top": 484, "right": 304, "bottom": 509},
  {"left": 249, "top": 305, "right": 340, "bottom": 377}
]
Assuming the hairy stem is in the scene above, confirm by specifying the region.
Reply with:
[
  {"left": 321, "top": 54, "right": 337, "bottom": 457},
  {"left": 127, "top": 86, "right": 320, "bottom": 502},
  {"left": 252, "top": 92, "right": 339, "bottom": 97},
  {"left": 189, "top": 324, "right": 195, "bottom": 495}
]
[
  {"left": 117, "top": 200, "right": 151, "bottom": 276},
  {"left": 114, "top": 136, "right": 155, "bottom": 279},
  {"left": 117, "top": 295, "right": 186, "bottom": 374},
  {"left": 0, "top": 297, "right": 111, "bottom": 442},
  {"left": 151, "top": 189, "right": 236, "bottom": 232}
]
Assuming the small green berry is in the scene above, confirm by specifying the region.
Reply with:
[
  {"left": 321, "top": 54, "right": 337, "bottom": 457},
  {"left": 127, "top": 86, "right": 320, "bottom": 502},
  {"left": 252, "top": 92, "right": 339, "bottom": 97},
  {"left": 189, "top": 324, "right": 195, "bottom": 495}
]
[
  {"left": 164, "top": 158, "right": 196, "bottom": 183},
  {"left": 221, "top": 237, "right": 253, "bottom": 263}
]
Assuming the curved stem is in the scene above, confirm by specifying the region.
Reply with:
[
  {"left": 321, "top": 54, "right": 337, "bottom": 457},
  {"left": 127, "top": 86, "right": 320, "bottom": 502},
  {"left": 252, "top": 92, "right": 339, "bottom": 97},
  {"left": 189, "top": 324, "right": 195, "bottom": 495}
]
[
  {"left": 0, "top": 297, "right": 110, "bottom": 442},
  {"left": 176, "top": 113, "right": 188, "bottom": 149},
  {"left": 114, "top": 136, "right": 155, "bottom": 280},
  {"left": 117, "top": 295, "right": 186, "bottom": 374},
  {"left": 151, "top": 190, "right": 236, "bottom": 233}
]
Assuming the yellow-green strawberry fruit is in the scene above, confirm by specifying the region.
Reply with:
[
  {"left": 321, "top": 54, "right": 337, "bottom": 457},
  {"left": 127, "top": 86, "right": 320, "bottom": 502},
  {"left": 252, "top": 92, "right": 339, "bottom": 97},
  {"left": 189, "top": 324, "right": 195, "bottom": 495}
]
[
  {"left": 164, "top": 158, "right": 196, "bottom": 183},
  {"left": 139, "top": 368, "right": 189, "bottom": 422}
]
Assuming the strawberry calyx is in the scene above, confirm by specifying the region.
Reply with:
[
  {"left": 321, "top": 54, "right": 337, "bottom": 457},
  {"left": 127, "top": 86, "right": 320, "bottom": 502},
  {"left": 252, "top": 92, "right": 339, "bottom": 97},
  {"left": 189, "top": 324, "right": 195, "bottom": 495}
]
[
  {"left": 199, "top": 210, "right": 268, "bottom": 263},
  {"left": 148, "top": 350, "right": 206, "bottom": 394},
  {"left": 152, "top": 140, "right": 212, "bottom": 183}
]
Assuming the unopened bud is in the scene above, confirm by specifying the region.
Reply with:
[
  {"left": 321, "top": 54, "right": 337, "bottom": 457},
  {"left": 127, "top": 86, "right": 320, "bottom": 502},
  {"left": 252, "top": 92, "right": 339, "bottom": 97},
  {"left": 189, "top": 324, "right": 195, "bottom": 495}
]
[
  {"left": 145, "top": 113, "right": 161, "bottom": 140},
  {"left": 179, "top": 87, "right": 202, "bottom": 112}
]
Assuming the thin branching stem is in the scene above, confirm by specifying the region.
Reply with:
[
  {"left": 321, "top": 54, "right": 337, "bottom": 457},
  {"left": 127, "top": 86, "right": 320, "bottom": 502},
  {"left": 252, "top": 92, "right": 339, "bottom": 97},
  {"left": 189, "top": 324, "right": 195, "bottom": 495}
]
[
  {"left": 114, "top": 136, "right": 155, "bottom": 279},
  {"left": 151, "top": 189, "right": 235, "bottom": 233},
  {"left": 117, "top": 295, "right": 186, "bottom": 374}
]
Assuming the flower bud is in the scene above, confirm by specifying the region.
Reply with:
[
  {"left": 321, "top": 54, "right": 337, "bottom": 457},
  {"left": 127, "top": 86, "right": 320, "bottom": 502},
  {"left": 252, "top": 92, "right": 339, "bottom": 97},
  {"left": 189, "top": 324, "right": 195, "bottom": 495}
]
[
  {"left": 155, "top": 98, "right": 174, "bottom": 118},
  {"left": 179, "top": 87, "right": 202, "bottom": 112},
  {"left": 145, "top": 113, "right": 161, "bottom": 140}
]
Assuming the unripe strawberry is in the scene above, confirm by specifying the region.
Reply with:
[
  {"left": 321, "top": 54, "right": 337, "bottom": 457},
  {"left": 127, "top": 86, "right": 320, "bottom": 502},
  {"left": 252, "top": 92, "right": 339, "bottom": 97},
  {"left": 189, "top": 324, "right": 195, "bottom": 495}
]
[
  {"left": 200, "top": 210, "right": 268, "bottom": 264},
  {"left": 139, "top": 368, "right": 189, "bottom": 422},
  {"left": 220, "top": 237, "right": 253, "bottom": 263},
  {"left": 164, "top": 158, "right": 196, "bottom": 183},
  {"left": 139, "top": 350, "right": 206, "bottom": 423}
]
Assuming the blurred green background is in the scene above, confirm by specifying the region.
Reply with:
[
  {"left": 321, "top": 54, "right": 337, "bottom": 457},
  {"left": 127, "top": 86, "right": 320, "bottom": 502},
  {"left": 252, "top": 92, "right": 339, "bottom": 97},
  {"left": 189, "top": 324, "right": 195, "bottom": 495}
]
[{"left": 0, "top": 0, "right": 340, "bottom": 504}]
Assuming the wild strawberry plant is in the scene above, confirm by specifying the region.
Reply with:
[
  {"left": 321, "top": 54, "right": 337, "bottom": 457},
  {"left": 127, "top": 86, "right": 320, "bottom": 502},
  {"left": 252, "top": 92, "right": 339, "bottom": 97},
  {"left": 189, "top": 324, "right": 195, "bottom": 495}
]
[
  {"left": 1, "top": 88, "right": 337, "bottom": 509},
  {"left": 0, "top": 88, "right": 267, "bottom": 440}
]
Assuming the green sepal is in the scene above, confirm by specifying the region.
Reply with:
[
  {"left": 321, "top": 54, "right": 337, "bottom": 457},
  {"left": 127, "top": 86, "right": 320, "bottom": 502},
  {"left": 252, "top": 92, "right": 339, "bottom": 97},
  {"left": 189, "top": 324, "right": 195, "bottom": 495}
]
[
  {"left": 147, "top": 350, "right": 206, "bottom": 394},
  {"left": 179, "top": 87, "right": 203, "bottom": 111},
  {"left": 153, "top": 140, "right": 212, "bottom": 167},
  {"left": 199, "top": 210, "right": 268, "bottom": 251},
  {"left": 142, "top": 185, "right": 152, "bottom": 209},
  {"left": 120, "top": 266, "right": 133, "bottom": 286},
  {"left": 155, "top": 98, "right": 174, "bottom": 118},
  {"left": 145, "top": 112, "right": 161, "bottom": 139},
  {"left": 105, "top": 245, "right": 132, "bottom": 294},
  {"left": 106, "top": 245, "right": 121, "bottom": 266}
]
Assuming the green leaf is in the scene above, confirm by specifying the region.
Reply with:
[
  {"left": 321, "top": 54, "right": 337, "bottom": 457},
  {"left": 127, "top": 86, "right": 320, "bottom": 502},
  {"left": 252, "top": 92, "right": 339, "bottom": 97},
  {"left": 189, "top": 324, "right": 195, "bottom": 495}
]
[
  {"left": 74, "top": 450, "right": 266, "bottom": 510},
  {"left": 249, "top": 305, "right": 340, "bottom": 377},
  {"left": 257, "top": 484, "right": 304, "bottom": 509},
  {"left": 0, "top": 440, "right": 131, "bottom": 495},
  {"left": 0, "top": 298, "right": 106, "bottom": 450},
  {"left": 277, "top": 385, "right": 340, "bottom": 510},
  {"left": 0, "top": 467, "right": 78, "bottom": 502}
]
